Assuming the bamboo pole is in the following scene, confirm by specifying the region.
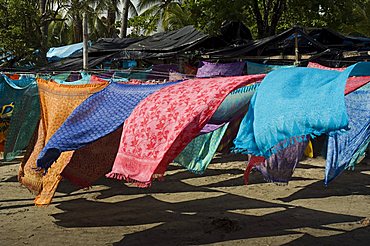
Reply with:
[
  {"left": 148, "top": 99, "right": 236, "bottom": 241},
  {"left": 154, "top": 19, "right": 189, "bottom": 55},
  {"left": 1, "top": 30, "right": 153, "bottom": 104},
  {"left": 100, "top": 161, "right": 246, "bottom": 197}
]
[{"left": 83, "top": 12, "right": 89, "bottom": 70}]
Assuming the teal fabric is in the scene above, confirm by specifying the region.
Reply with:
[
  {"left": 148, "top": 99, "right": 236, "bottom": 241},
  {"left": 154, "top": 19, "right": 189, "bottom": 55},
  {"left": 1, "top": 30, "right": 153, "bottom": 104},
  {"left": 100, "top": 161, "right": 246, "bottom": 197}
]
[
  {"left": 246, "top": 61, "right": 294, "bottom": 75},
  {"left": 4, "top": 84, "right": 40, "bottom": 160},
  {"left": 0, "top": 74, "right": 35, "bottom": 155},
  {"left": 51, "top": 73, "right": 71, "bottom": 82},
  {"left": 210, "top": 83, "right": 260, "bottom": 124},
  {"left": 174, "top": 123, "right": 229, "bottom": 174},
  {"left": 52, "top": 72, "right": 91, "bottom": 85},
  {"left": 113, "top": 68, "right": 152, "bottom": 81},
  {"left": 349, "top": 138, "right": 370, "bottom": 169},
  {"left": 233, "top": 62, "right": 370, "bottom": 158}
]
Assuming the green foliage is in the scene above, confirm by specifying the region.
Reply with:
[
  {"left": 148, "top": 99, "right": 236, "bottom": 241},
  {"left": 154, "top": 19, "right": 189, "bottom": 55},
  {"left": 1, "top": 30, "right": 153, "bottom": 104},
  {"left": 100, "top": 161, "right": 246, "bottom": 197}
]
[
  {"left": 0, "top": 0, "right": 42, "bottom": 66},
  {"left": 128, "top": 14, "right": 159, "bottom": 36},
  {"left": 182, "top": 0, "right": 249, "bottom": 35},
  {"left": 48, "top": 17, "right": 72, "bottom": 47},
  {"left": 163, "top": 0, "right": 363, "bottom": 38},
  {"left": 137, "top": 0, "right": 183, "bottom": 32},
  {"left": 0, "top": 0, "right": 369, "bottom": 68},
  {"left": 340, "top": 0, "right": 370, "bottom": 36}
]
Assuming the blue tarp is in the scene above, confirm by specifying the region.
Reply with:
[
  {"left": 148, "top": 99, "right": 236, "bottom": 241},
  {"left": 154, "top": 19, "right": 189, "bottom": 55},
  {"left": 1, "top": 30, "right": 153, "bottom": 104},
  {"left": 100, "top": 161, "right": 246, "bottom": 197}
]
[{"left": 47, "top": 42, "right": 84, "bottom": 62}]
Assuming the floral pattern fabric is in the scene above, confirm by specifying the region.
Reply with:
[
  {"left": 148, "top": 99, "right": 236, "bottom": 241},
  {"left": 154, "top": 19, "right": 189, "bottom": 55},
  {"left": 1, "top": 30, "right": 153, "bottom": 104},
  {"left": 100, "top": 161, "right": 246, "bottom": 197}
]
[{"left": 107, "top": 75, "right": 265, "bottom": 186}]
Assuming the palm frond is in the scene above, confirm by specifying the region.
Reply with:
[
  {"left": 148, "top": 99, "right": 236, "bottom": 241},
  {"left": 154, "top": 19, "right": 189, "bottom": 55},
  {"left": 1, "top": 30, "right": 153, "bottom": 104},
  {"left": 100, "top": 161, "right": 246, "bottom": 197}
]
[
  {"left": 138, "top": 0, "right": 162, "bottom": 12},
  {"left": 128, "top": 0, "right": 138, "bottom": 16}
]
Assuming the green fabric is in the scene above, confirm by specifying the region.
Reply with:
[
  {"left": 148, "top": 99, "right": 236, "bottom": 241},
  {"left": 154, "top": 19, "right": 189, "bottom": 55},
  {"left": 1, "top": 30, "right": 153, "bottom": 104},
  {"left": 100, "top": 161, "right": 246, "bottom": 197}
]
[
  {"left": 348, "top": 138, "right": 370, "bottom": 170},
  {"left": 51, "top": 73, "right": 71, "bottom": 82},
  {"left": 114, "top": 68, "right": 152, "bottom": 81},
  {"left": 53, "top": 72, "right": 91, "bottom": 85},
  {"left": 174, "top": 123, "right": 229, "bottom": 174},
  {"left": 4, "top": 84, "right": 40, "bottom": 161}
]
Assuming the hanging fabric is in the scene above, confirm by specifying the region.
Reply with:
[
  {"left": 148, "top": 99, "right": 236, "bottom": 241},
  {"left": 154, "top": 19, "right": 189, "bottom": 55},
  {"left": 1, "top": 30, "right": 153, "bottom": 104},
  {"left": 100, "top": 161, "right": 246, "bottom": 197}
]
[
  {"left": 18, "top": 79, "right": 107, "bottom": 206},
  {"left": 234, "top": 62, "right": 370, "bottom": 184},
  {"left": 37, "top": 81, "right": 179, "bottom": 171},
  {"left": 107, "top": 74, "right": 265, "bottom": 187},
  {"left": 0, "top": 74, "right": 35, "bottom": 152},
  {"left": 4, "top": 84, "right": 40, "bottom": 161},
  {"left": 325, "top": 82, "right": 370, "bottom": 184}
]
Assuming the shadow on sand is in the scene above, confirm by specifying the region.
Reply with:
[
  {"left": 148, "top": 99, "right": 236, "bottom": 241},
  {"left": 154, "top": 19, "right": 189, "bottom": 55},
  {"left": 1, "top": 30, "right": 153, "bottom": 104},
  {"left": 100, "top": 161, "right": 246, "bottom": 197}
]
[{"left": 50, "top": 163, "right": 370, "bottom": 246}]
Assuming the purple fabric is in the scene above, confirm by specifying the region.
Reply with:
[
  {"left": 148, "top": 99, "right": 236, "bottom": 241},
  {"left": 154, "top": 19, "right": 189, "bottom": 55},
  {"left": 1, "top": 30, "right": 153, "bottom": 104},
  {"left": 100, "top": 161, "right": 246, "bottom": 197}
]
[
  {"left": 200, "top": 123, "right": 225, "bottom": 134},
  {"left": 66, "top": 72, "right": 82, "bottom": 82},
  {"left": 147, "top": 64, "right": 179, "bottom": 80},
  {"left": 96, "top": 71, "right": 114, "bottom": 80},
  {"left": 196, "top": 61, "right": 245, "bottom": 78},
  {"left": 255, "top": 136, "right": 309, "bottom": 183}
]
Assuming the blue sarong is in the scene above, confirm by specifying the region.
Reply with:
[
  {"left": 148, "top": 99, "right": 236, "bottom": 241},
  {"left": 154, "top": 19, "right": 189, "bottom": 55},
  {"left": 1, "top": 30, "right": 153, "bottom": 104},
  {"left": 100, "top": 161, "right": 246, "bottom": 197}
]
[
  {"left": 234, "top": 62, "right": 370, "bottom": 158},
  {"left": 325, "top": 82, "right": 370, "bottom": 184},
  {"left": 36, "top": 81, "right": 177, "bottom": 170}
]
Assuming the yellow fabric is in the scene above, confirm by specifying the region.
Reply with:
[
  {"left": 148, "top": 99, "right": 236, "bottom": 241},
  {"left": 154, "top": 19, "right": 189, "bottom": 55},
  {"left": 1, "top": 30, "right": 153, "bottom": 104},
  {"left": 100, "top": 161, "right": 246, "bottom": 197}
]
[
  {"left": 304, "top": 140, "right": 314, "bottom": 158},
  {"left": 18, "top": 78, "right": 107, "bottom": 206}
]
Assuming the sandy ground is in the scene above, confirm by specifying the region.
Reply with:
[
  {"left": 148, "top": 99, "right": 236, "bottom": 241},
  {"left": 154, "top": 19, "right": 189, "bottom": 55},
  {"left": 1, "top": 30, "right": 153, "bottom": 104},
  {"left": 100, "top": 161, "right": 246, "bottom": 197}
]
[{"left": 0, "top": 154, "right": 369, "bottom": 246}]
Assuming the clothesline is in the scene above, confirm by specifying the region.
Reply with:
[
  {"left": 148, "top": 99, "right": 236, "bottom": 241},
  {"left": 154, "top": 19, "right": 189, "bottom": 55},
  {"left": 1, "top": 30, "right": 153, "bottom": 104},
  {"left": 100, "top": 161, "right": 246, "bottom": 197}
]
[{"left": 0, "top": 68, "right": 197, "bottom": 78}]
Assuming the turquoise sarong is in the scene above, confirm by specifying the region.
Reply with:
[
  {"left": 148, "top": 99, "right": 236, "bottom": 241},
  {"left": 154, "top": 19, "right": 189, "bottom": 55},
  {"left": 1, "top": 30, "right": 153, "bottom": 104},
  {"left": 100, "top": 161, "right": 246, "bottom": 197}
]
[{"left": 234, "top": 62, "right": 370, "bottom": 158}]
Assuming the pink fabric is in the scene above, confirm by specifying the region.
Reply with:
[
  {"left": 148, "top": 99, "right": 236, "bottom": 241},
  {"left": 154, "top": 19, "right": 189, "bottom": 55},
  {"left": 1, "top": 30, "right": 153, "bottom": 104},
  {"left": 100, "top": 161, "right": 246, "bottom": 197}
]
[
  {"left": 90, "top": 75, "right": 109, "bottom": 84},
  {"left": 307, "top": 62, "right": 346, "bottom": 71},
  {"left": 244, "top": 156, "right": 266, "bottom": 185},
  {"left": 107, "top": 75, "right": 265, "bottom": 186},
  {"left": 307, "top": 63, "right": 370, "bottom": 94},
  {"left": 345, "top": 76, "right": 370, "bottom": 94}
]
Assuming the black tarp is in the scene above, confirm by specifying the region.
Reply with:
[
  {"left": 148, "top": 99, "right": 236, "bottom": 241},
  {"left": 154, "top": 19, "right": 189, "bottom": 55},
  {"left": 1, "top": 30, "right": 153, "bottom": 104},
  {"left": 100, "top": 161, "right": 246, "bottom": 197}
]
[
  {"left": 308, "top": 28, "right": 370, "bottom": 50},
  {"left": 43, "top": 37, "right": 141, "bottom": 71},
  {"left": 124, "top": 26, "right": 209, "bottom": 52},
  {"left": 43, "top": 26, "right": 215, "bottom": 70},
  {"left": 89, "top": 37, "right": 143, "bottom": 52},
  {"left": 43, "top": 25, "right": 370, "bottom": 71},
  {"left": 41, "top": 53, "right": 119, "bottom": 71},
  {"left": 205, "top": 27, "right": 328, "bottom": 59}
]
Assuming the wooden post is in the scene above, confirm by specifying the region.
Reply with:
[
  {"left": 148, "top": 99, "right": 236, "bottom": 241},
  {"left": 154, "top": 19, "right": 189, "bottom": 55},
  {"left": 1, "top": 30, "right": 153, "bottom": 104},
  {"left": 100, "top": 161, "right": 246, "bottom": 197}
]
[
  {"left": 294, "top": 31, "right": 299, "bottom": 65},
  {"left": 83, "top": 12, "right": 89, "bottom": 70}
]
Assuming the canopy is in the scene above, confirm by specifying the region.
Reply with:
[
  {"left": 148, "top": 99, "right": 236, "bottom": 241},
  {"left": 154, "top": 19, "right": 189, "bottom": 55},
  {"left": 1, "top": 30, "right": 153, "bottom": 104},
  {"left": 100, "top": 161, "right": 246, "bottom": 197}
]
[{"left": 47, "top": 42, "right": 84, "bottom": 62}]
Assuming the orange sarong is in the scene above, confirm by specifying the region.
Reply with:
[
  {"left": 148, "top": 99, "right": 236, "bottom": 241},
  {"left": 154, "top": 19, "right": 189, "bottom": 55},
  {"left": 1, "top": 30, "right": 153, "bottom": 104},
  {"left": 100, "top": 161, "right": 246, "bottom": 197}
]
[{"left": 18, "top": 78, "right": 107, "bottom": 206}]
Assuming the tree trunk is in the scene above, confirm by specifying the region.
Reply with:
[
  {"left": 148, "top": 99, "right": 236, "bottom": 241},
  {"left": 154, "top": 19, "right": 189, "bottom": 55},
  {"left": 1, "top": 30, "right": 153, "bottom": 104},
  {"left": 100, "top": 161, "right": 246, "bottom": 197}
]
[
  {"left": 120, "top": 0, "right": 130, "bottom": 38},
  {"left": 268, "top": 0, "right": 286, "bottom": 36},
  {"left": 73, "top": 16, "right": 83, "bottom": 43},
  {"left": 107, "top": 1, "right": 117, "bottom": 37},
  {"left": 39, "top": 0, "right": 48, "bottom": 64},
  {"left": 252, "top": 0, "right": 286, "bottom": 38}
]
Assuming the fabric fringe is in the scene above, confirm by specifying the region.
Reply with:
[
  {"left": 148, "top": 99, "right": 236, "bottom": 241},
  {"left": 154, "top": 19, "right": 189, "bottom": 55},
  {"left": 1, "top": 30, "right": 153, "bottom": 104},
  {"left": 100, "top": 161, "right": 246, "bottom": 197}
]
[
  {"left": 269, "top": 135, "right": 309, "bottom": 156},
  {"left": 106, "top": 172, "right": 151, "bottom": 188},
  {"left": 230, "top": 83, "right": 260, "bottom": 95}
]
